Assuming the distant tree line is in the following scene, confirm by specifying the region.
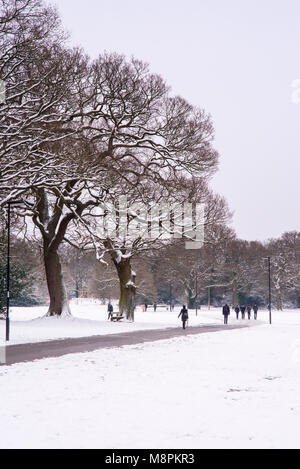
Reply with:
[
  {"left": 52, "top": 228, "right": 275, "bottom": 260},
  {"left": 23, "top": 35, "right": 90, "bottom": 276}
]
[
  {"left": 148, "top": 230, "right": 300, "bottom": 310},
  {"left": 0, "top": 223, "right": 299, "bottom": 313}
]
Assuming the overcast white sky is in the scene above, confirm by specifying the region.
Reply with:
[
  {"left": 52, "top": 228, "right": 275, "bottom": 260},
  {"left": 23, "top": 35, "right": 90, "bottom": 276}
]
[{"left": 48, "top": 0, "right": 300, "bottom": 241}]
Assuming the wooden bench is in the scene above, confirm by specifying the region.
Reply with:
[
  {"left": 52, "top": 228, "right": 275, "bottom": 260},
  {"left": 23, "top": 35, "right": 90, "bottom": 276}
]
[{"left": 110, "top": 312, "right": 124, "bottom": 322}]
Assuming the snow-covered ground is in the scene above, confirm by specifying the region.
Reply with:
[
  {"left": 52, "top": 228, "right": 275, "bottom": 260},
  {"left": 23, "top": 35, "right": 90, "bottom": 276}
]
[
  {"left": 0, "top": 304, "right": 300, "bottom": 449},
  {"left": 0, "top": 300, "right": 233, "bottom": 346}
]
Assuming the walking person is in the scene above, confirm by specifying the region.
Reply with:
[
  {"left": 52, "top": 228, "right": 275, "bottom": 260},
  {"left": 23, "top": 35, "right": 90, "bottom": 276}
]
[
  {"left": 253, "top": 304, "right": 258, "bottom": 320},
  {"left": 178, "top": 305, "right": 189, "bottom": 330},
  {"left": 235, "top": 305, "right": 240, "bottom": 320},
  {"left": 247, "top": 305, "right": 252, "bottom": 320},
  {"left": 240, "top": 305, "right": 246, "bottom": 320},
  {"left": 223, "top": 303, "right": 230, "bottom": 325},
  {"left": 107, "top": 302, "right": 113, "bottom": 320}
]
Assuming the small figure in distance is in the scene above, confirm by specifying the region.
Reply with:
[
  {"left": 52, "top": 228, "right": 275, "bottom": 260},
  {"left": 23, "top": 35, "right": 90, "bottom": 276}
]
[
  {"left": 178, "top": 305, "right": 189, "bottom": 330},
  {"left": 240, "top": 305, "right": 246, "bottom": 320},
  {"left": 247, "top": 305, "right": 252, "bottom": 320},
  {"left": 223, "top": 303, "right": 230, "bottom": 325},
  {"left": 107, "top": 302, "right": 113, "bottom": 320},
  {"left": 253, "top": 304, "right": 258, "bottom": 320},
  {"left": 235, "top": 305, "right": 240, "bottom": 320}
]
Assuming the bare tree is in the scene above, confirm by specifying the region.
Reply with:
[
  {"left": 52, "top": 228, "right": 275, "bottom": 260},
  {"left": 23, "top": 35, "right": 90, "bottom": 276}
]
[
  {"left": 1, "top": 4, "right": 219, "bottom": 318},
  {"left": 0, "top": 0, "right": 94, "bottom": 315},
  {"left": 76, "top": 178, "right": 230, "bottom": 319}
]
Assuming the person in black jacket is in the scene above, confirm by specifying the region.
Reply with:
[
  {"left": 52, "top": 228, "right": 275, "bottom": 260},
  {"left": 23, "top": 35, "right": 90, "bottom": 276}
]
[
  {"left": 240, "top": 305, "right": 246, "bottom": 320},
  {"left": 178, "top": 305, "right": 189, "bottom": 329},
  {"left": 253, "top": 304, "right": 258, "bottom": 320},
  {"left": 247, "top": 305, "right": 252, "bottom": 320},
  {"left": 223, "top": 303, "right": 230, "bottom": 324},
  {"left": 235, "top": 306, "right": 240, "bottom": 320},
  {"left": 107, "top": 302, "right": 113, "bottom": 320}
]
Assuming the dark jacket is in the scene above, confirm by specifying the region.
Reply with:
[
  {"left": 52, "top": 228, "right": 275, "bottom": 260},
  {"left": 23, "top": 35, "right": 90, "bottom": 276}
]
[
  {"left": 223, "top": 305, "right": 230, "bottom": 316},
  {"left": 178, "top": 308, "right": 188, "bottom": 321},
  {"left": 108, "top": 304, "right": 113, "bottom": 313}
]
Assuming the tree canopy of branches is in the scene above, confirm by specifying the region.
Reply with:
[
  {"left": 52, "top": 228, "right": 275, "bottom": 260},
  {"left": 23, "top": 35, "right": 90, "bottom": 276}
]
[{"left": 0, "top": 0, "right": 223, "bottom": 319}]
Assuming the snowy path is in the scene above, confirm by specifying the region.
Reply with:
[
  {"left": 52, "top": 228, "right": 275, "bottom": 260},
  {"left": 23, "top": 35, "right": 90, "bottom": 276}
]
[
  {"left": 1, "top": 323, "right": 251, "bottom": 366},
  {"left": 0, "top": 302, "right": 250, "bottom": 346}
]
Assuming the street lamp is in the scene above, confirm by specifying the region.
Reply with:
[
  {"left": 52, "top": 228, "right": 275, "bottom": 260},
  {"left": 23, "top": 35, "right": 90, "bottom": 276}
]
[
  {"left": 6, "top": 200, "right": 25, "bottom": 342},
  {"left": 263, "top": 256, "right": 272, "bottom": 325},
  {"left": 169, "top": 283, "right": 173, "bottom": 312},
  {"left": 196, "top": 274, "right": 198, "bottom": 316}
]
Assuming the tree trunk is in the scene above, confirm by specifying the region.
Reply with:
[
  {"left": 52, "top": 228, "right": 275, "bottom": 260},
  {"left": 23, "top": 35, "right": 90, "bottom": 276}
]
[
  {"left": 104, "top": 240, "right": 137, "bottom": 321},
  {"left": 44, "top": 246, "right": 71, "bottom": 317},
  {"left": 115, "top": 257, "right": 136, "bottom": 321},
  {"left": 186, "top": 286, "right": 196, "bottom": 309},
  {"left": 276, "top": 289, "right": 283, "bottom": 311},
  {"left": 232, "top": 279, "right": 238, "bottom": 308}
]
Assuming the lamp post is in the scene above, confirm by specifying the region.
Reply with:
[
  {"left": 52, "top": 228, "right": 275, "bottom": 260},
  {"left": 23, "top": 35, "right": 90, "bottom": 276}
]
[
  {"left": 6, "top": 200, "right": 24, "bottom": 342},
  {"left": 263, "top": 256, "right": 272, "bottom": 325},
  {"left": 169, "top": 283, "right": 173, "bottom": 312},
  {"left": 195, "top": 273, "right": 198, "bottom": 316}
]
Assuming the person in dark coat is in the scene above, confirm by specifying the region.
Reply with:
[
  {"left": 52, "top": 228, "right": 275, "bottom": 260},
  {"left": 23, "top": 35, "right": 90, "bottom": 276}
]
[
  {"left": 178, "top": 305, "right": 189, "bottom": 330},
  {"left": 247, "top": 305, "right": 252, "bottom": 320},
  {"left": 107, "top": 302, "right": 113, "bottom": 320},
  {"left": 154, "top": 303, "right": 157, "bottom": 312},
  {"left": 223, "top": 303, "right": 230, "bottom": 324},
  {"left": 253, "top": 304, "right": 258, "bottom": 320},
  {"left": 240, "top": 305, "right": 246, "bottom": 320},
  {"left": 235, "top": 306, "right": 240, "bottom": 320}
]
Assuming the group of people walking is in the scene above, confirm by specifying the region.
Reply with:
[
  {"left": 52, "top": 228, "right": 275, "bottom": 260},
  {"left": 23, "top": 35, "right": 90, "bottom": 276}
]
[
  {"left": 223, "top": 303, "right": 259, "bottom": 324},
  {"left": 177, "top": 302, "right": 260, "bottom": 329}
]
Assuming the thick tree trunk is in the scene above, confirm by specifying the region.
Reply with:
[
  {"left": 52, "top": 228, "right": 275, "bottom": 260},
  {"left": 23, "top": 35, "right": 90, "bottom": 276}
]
[
  {"left": 104, "top": 240, "right": 137, "bottom": 321},
  {"left": 116, "top": 258, "right": 136, "bottom": 321},
  {"left": 32, "top": 188, "right": 78, "bottom": 317},
  {"left": 44, "top": 247, "right": 71, "bottom": 317}
]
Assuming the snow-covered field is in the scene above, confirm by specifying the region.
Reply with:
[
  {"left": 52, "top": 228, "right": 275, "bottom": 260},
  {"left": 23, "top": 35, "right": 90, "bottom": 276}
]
[{"left": 0, "top": 303, "right": 300, "bottom": 449}]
